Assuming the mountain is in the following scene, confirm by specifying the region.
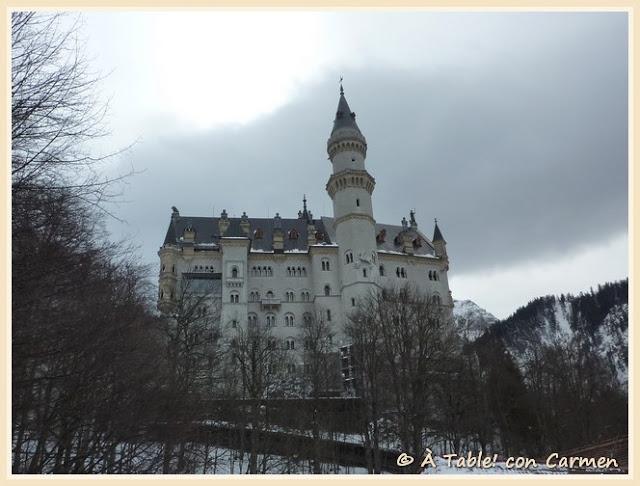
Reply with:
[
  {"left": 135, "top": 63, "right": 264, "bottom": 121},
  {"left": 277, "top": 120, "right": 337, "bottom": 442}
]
[
  {"left": 452, "top": 299, "right": 498, "bottom": 341},
  {"left": 485, "top": 279, "right": 628, "bottom": 388}
]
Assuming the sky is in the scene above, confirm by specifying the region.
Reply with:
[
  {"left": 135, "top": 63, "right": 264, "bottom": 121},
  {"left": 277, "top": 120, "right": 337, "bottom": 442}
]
[{"left": 77, "top": 11, "right": 628, "bottom": 319}]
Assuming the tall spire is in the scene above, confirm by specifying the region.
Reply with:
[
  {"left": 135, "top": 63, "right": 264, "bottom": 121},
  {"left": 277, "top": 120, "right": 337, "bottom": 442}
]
[
  {"left": 433, "top": 218, "right": 446, "bottom": 243},
  {"left": 298, "top": 194, "right": 312, "bottom": 223},
  {"left": 330, "top": 83, "right": 365, "bottom": 140}
]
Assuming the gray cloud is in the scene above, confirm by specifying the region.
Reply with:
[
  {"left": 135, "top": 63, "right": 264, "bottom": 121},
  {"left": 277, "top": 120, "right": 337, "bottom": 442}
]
[{"left": 105, "top": 12, "right": 628, "bottom": 281}]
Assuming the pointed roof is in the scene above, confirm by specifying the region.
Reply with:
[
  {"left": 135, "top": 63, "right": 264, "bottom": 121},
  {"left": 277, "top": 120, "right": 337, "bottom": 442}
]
[
  {"left": 328, "top": 85, "right": 367, "bottom": 151},
  {"left": 433, "top": 219, "right": 446, "bottom": 243},
  {"left": 331, "top": 86, "right": 363, "bottom": 136}
]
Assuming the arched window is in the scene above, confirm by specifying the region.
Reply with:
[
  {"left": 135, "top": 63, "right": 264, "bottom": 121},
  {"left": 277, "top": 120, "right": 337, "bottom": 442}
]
[
  {"left": 230, "top": 292, "right": 239, "bottom": 304},
  {"left": 266, "top": 290, "right": 274, "bottom": 299},
  {"left": 345, "top": 251, "right": 353, "bottom": 264},
  {"left": 322, "top": 259, "right": 330, "bottom": 271},
  {"left": 161, "top": 264, "right": 165, "bottom": 272},
  {"left": 401, "top": 268, "right": 406, "bottom": 278},
  {"left": 268, "top": 267, "right": 273, "bottom": 277},
  {"left": 286, "top": 338, "right": 295, "bottom": 350},
  {"left": 253, "top": 228, "right": 263, "bottom": 239},
  {"left": 266, "top": 314, "right": 276, "bottom": 327},
  {"left": 302, "top": 267, "right": 307, "bottom": 277},
  {"left": 303, "top": 313, "right": 312, "bottom": 325},
  {"left": 296, "top": 266, "right": 301, "bottom": 276},
  {"left": 432, "top": 294, "right": 441, "bottom": 306},
  {"left": 248, "top": 313, "right": 257, "bottom": 326},
  {"left": 396, "top": 267, "right": 401, "bottom": 277},
  {"left": 231, "top": 266, "right": 238, "bottom": 278},
  {"left": 288, "top": 229, "right": 299, "bottom": 240},
  {"left": 285, "top": 314, "right": 295, "bottom": 327},
  {"left": 324, "top": 285, "right": 331, "bottom": 296}
]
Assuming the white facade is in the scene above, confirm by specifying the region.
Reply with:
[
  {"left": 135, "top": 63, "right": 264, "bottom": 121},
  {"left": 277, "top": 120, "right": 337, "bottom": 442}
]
[{"left": 157, "top": 87, "right": 453, "bottom": 363}]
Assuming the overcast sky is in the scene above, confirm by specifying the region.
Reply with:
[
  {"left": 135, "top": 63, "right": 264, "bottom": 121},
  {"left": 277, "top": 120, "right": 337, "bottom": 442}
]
[{"left": 79, "top": 11, "right": 628, "bottom": 319}]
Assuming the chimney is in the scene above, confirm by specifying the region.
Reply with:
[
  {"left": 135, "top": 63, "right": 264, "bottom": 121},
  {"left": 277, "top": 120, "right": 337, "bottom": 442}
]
[
  {"left": 218, "top": 209, "right": 229, "bottom": 236},
  {"left": 240, "top": 211, "right": 250, "bottom": 235},
  {"left": 272, "top": 213, "right": 284, "bottom": 252}
]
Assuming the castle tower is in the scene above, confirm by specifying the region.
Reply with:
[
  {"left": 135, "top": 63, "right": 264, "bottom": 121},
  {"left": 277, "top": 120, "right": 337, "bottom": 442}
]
[{"left": 326, "top": 84, "right": 379, "bottom": 309}]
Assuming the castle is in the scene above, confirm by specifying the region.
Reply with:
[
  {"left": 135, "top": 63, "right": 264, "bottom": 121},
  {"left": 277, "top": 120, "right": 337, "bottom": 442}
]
[{"left": 157, "top": 85, "right": 453, "bottom": 389}]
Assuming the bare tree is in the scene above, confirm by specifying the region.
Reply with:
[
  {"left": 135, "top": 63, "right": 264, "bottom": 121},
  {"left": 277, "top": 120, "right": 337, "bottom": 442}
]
[
  {"left": 228, "top": 321, "right": 290, "bottom": 474},
  {"left": 346, "top": 285, "right": 457, "bottom": 472},
  {"left": 158, "top": 272, "right": 222, "bottom": 473},
  {"left": 12, "top": 12, "right": 131, "bottom": 212},
  {"left": 300, "top": 313, "right": 340, "bottom": 473}
]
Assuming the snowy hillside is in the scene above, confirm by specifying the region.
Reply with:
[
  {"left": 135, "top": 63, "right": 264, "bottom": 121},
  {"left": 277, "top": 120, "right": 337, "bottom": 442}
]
[
  {"left": 452, "top": 299, "right": 498, "bottom": 341},
  {"left": 488, "top": 280, "right": 628, "bottom": 389}
]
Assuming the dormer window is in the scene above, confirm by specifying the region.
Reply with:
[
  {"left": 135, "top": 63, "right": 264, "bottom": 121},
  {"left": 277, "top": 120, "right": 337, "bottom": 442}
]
[
  {"left": 253, "top": 228, "right": 263, "bottom": 239},
  {"left": 288, "top": 228, "right": 299, "bottom": 240}
]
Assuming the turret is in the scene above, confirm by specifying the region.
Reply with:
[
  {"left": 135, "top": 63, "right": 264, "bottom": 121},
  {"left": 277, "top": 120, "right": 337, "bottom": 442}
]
[
  {"left": 325, "top": 83, "right": 379, "bottom": 308},
  {"left": 433, "top": 218, "right": 447, "bottom": 258}
]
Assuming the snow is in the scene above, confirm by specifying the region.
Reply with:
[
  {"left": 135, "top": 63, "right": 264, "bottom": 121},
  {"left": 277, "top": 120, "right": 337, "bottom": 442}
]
[{"left": 452, "top": 299, "right": 498, "bottom": 341}]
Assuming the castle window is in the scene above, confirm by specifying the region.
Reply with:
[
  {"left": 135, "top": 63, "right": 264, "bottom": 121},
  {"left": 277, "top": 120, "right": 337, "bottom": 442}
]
[
  {"left": 396, "top": 267, "right": 400, "bottom": 277},
  {"left": 160, "top": 289, "right": 164, "bottom": 299},
  {"left": 286, "top": 339, "right": 295, "bottom": 350},
  {"left": 324, "top": 285, "right": 331, "bottom": 296},
  {"left": 286, "top": 291, "right": 294, "bottom": 302},
  {"left": 303, "top": 313, "right": 312, "bottom": 325},
  {"left": 363, "top": 269, "right": 367, "bottom": 278},
  {"left": 285, "top": 314, "right": 295, "bottom": 327},
  {"left": 356, "top": 198, "right": 360, "bottom": 207},
  {"left": 231, "top": 319, "right": 238, "bottom": 328},
  {"left": 326, "top": 309, "right": 332, "bottom": 321},
  {"left": 379, "top": 265, "right": 385, "bottom": 276},
  {"left": 268, "top": 267, "right": 273, "bottom": 276},
  {"left": 248, "top": 314, "right": 257, "bottom": 326},
  {"left": 266, "top": 290, "right": 274, "bottom": 299},
  {"left": 230, "top": 292, "right": 239, "bottom": 304},
  {"left": 296, "top": 266, "right": 301, "bottom": 276},
  {"left": 253, "top": 228, "right": 263, "bottom": 239},
  {"left": 432, "top": 294, "right": 441, "bottom": 306},
  {"left": 171, "top": 265, "right": 175, "bottom": 273},
  {"left": 161, "top": 264, "right": 165, "bottom": 272},
  {"left": 288, "top": 228, "right": 299, "bottom": 240},
  {"left": 401, "top": 268, "right": 406, "bottom": 278},
  {"left": 345, "top": 251, "right": 353, "bottom": 264},
  {"left": 322, "top": 259, "right": 330, "bottom": 271},
  {"left": 266, "top": 314, "right": 276, "bottom": 327},
  {"left": 231, "top": 266, "right": 238, "bottom": 278},
  {"left": 351, "top": 298, "right": 355, "bottom": 307},
  {"left": 302, "top": 267, "right": 307, "bottom": 276}
]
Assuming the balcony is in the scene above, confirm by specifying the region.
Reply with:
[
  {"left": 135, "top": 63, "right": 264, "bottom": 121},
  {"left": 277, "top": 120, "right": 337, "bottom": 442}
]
[{"left": 261, "top": 297, "right": 281, "bottom": 310}]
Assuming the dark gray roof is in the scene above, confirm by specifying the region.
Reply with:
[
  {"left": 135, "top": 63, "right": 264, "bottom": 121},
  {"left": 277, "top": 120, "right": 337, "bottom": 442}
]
[
  {"left": 163, "top": 215, "right": 333, "bottom": 252},
  {"left": 320, "top": 217, "right": 437, "bottom": 258},
  {"left": 433, "top": 221, "right": 445, "bottom": 243},
  {"left": 331, "top": 90, "right": 364, "bottom": 138}
]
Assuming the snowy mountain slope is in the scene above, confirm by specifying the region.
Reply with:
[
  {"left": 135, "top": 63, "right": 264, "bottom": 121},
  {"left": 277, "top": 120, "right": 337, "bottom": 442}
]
[
  {"left": 452, "top": 299, "right": 498, "bottom": 341},
  {"left": 484, "top": 280, "right": 628, "bottom": 388}
]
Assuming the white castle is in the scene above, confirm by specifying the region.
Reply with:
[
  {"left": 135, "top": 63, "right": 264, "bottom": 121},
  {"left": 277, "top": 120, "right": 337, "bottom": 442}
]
[{"left": 157, "top": 85, "right": 453, "bottom": 388}]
